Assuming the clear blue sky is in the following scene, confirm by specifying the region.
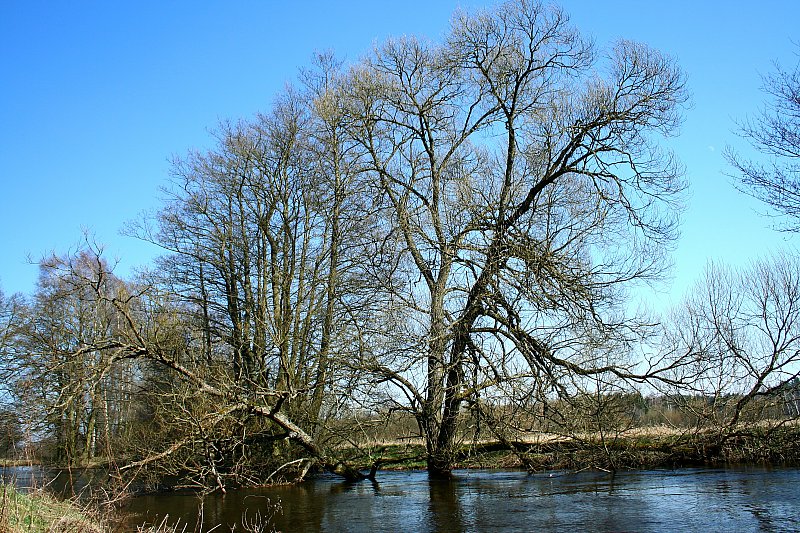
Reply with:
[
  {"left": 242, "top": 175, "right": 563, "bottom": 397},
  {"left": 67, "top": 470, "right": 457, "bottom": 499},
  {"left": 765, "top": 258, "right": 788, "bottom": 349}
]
[{"left": 1, "top": 1, "right": 798, "bottom": 313}]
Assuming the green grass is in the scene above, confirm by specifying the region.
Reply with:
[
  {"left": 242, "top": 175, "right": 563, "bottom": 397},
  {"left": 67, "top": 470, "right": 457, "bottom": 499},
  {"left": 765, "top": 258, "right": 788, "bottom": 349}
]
[{"left": 0, "top": 484, "right": 103, "bottom": 532}]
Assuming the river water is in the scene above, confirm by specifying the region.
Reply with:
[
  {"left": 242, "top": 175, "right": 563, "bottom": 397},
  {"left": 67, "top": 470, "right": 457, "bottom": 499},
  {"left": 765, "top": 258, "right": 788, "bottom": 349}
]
[
  {"left": 117, "top": 468, "right": 799, "bottom": 532},
  {"left": 3, "top": 466, "right": 798, "bottom": 532}
]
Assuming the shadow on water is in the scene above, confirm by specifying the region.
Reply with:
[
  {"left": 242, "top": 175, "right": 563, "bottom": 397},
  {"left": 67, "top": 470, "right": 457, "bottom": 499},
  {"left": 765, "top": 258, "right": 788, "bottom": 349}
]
[
  {"left": 427, "top": 477, "right": 464, "bottom": 533},
  {"left": 4, "top": 466, "right": 800, "bottom": 532}
]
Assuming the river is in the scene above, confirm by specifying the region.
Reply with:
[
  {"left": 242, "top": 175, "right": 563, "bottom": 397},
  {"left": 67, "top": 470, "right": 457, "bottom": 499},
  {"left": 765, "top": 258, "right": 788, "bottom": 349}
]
[{"left": 3, "top": 467, "right": 798, "bottom": 532}]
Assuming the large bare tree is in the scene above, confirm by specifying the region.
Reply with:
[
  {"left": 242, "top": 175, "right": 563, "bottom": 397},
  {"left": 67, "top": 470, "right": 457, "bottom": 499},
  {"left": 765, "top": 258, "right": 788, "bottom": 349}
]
[{"left": 343, "top": 0, "right": 687, "bottom": 475}]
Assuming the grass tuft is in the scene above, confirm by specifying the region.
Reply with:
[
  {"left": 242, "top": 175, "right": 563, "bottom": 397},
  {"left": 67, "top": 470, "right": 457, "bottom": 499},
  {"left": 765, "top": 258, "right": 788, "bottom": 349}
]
[{"left": 0, "top": 484, "right": 103, "bottom": 533}]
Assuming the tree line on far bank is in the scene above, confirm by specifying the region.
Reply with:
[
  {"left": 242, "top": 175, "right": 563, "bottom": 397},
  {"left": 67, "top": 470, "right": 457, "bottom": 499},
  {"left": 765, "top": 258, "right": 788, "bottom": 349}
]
[{"left": 0, "top": 0, "right": 798, "bottom": 491}]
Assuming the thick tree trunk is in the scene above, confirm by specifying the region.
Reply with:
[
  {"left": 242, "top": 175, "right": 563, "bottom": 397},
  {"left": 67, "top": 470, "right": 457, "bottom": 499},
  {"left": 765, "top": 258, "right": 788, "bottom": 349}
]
[{"left": 429, "top": 368, "right": 465, "bottom": 477}]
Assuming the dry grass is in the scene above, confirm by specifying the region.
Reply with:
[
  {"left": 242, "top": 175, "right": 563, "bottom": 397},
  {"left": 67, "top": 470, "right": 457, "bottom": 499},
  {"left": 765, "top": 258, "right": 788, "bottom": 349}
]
[{"left": 0, "top": 484, "right": 103, "bottom": 533}]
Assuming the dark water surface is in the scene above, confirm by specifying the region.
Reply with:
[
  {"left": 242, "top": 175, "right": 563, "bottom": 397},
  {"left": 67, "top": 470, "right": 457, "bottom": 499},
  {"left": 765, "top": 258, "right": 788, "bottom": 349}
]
[
  {"left": 116, "top": 468, "right": 800, "bottom": 532},
  {"left": 3, "top": 466, "right": 799, "bottom": 532}
]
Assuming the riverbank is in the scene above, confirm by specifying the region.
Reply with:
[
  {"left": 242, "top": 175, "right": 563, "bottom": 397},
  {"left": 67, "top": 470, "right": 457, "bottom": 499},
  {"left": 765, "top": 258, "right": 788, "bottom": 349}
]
[
  {"left": 357, "top": 425, "right": 800, "bottom": 473},
  {"left": 5, "top": 426, "right": 799, "bottom": 488},
  {"left": 3, "top": 427, "right": 800, "bottom": 533},
  {"left": 2, "top": 425, "right": 797, "bottom": 532},
  {"left": 0, "top": 484, "right": 102, "bottom": 532},
  {"left": 0, "top": 485, "right": 200, "bottom": 533}
]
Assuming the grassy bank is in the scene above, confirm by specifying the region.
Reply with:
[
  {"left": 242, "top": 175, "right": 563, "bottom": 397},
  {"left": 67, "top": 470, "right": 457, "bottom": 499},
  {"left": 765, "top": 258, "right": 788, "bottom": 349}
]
[
  {"left": 0, "top": 484, "right": 103, "bottom": 533},
  {"left": 0, "top": 487, "right": 195, "bottom": 533}
]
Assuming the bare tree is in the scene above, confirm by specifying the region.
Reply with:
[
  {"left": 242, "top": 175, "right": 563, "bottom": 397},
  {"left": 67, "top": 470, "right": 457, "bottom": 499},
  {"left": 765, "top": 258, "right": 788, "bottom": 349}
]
[
  {"left": 8, "top": 0, "right": 690, "bottom": 485},
  {"left": 9, "top": 241, "right": 376, "bottom": 488},
  {"left": 663, "top": 253, "right": 800, "bottom": 433},
  {"left": 11, "top": 243, "right": 140, "bottom": 464},
  {"left": 343, "top": 0, "right": 687, "bottom": 475},
  {"left": 727, "top": 45, "right": 800, "bottom": 230},
  {"left": 0, "top": 287, "right": 23, "bottom": 386},
  {"left": 120, "top": 76, "right": 380, "bottom": 486},
  {"left": 0, "top": 288, "right": 25, "bottom": 457}
]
